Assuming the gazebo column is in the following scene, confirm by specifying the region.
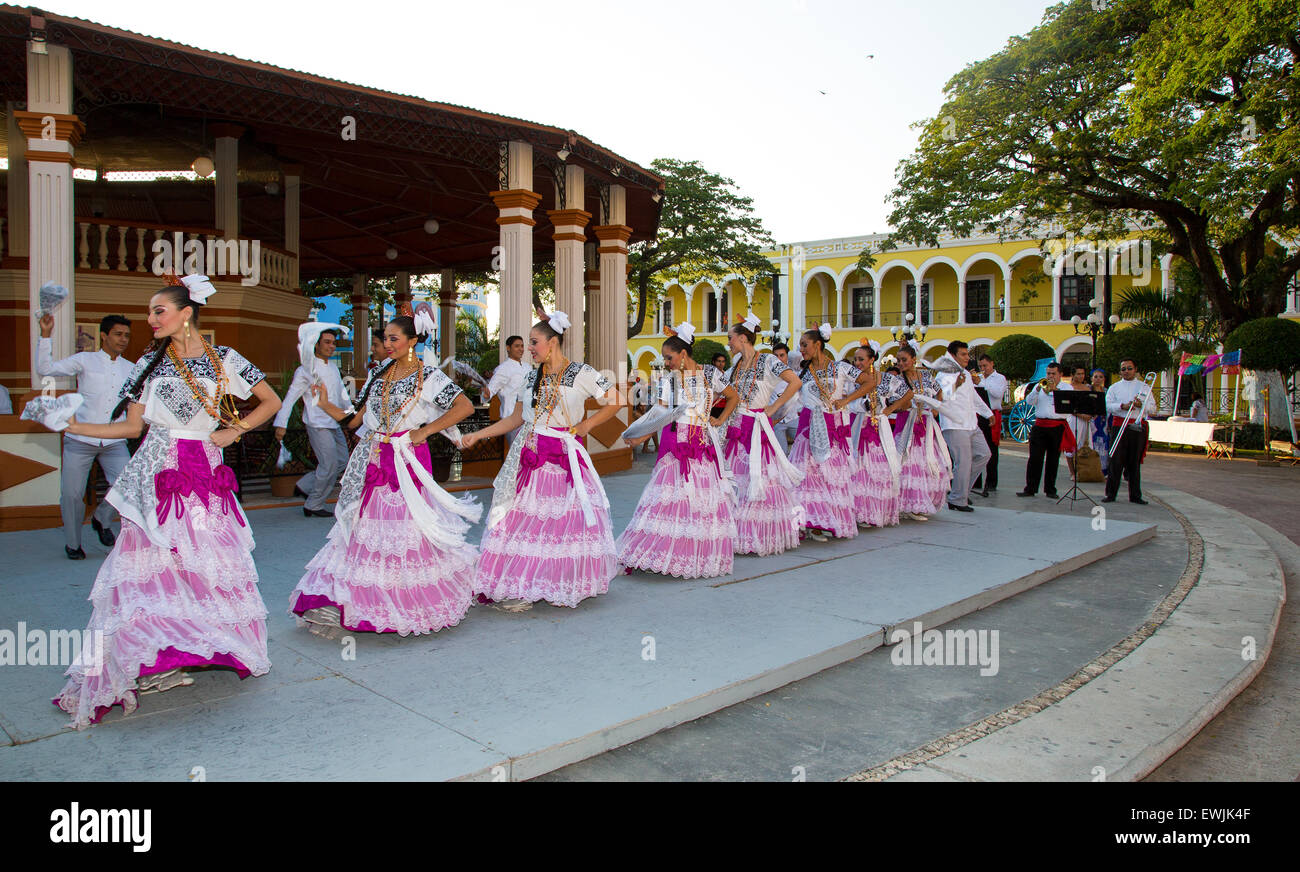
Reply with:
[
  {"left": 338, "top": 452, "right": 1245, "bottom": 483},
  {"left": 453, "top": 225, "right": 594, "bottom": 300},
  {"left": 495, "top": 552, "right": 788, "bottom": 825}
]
[
  {"left": 283, "top": 163, "right": 301, "bottom": 289},
  {"left": 18, "top": 42, "right": 82, "bottom": 389},
  {"left": 439, "top": 268, "right": 456, "bottom": 362},
  {"left": 592, "top": 194, "right": 631, "bottom": 375},
  {"left": 489, "top": 141, "right": 540, "bottom": 365},
  {"left": 5, "top": 103, "right": 29, "bottom": 261},
  {"left": 588, "top": 183, "right": 632, "bottom": 472},
  {"left": 548, "top": 165, "right": 590, "bottom": 361},
  {"left": 583, "top": 243, "right": 599, "bottom": 361},
  {"left": 211, "top": 123, "right": 244, "bottom": 239},
  {"left": 394, "top": 270, "right": 411, "bottom": 310},
  {"left": 350, "top": 273, "right": 369, "bottom": 381}
]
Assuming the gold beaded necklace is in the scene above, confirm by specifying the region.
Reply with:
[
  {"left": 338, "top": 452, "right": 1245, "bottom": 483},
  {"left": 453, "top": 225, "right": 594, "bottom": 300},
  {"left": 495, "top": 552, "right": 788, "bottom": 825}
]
[
  {"left": 731, "top": 350, "right": 761, "bottom": 409},
  {"left": 531, "top": 363, "right": 563, "bottom": 433},
  {"left": 809, "top": 356, "right": 834, "bottom": 410},
  {"left": 379, "top": 359, "right": 423, "bottom": 437},
  {"left": 165, "top": 336, "right": 242, "bottom": 429}
]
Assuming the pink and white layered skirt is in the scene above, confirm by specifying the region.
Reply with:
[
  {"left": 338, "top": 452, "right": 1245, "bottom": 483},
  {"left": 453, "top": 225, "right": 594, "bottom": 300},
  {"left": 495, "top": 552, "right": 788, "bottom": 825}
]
[
  {"left": 618, "top": 424, "right": 736, "bottom": 578},
  {"left": 788, "top": 409, "right": 859, "bottom": 539},
  {"left": 894, "top": 413, "right": 948, "bottom": 515},
  {"left": 474, "top": 432, "right": 617, "bottom": 607},
  {"left": 724, "top": 410, "right": 802, "bottom": 555},
  {"left": 853, "top": 419, "right": 900, "bottom": 527},
  {"left": 54, "top": 436, "right": 270, "bottom": 729},
  {"left": 291, "top": 439, "right": 476, "bottom": 635}
]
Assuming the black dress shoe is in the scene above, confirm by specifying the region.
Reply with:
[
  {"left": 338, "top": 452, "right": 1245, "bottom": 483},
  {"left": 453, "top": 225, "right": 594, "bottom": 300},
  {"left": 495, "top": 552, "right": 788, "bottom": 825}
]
[
  {"left": 304, "top": 508, "right": 334, "bottom": 518},
  {"left": 976, "top": 489, "right": 989, "bottom": 498},
  {"left": 65, "top": 546, "right": 86, "bottom": 560},
  {"left": 1130, "top": 498, "right": 1149, "bottom": 505},
  {"left": 1016, "top": 490, "right": 1036, "bottom": 497},
  {"left": 294, "top": 486, "right": 309, "bottom": 499},
  {"left": 1101, "top": 496, "right": 1116, "bottom": 503},
  {"left": 1045, "top": 491, "right": 1059, "bottom": 498},
  {"left": 947, "top": 503, "right": 974, "bottom": 512},
  {"left": 91, "top": 517, "right": 116, "bottom": 547}
]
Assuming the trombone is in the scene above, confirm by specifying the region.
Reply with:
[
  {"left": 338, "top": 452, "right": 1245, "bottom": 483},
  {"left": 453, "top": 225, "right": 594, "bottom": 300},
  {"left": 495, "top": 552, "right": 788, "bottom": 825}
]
[{"left": 1108, "top": 371, "right": 1157, "bottom": 459}]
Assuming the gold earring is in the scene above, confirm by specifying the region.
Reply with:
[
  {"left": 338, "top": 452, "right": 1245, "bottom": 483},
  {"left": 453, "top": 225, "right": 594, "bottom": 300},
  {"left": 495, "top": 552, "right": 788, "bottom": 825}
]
[
  {"left": 407, "top": 345, "right": 414, "bottom": 363},
  {"left": 183, "top": 320, "right": 190, "bottom": 342}
]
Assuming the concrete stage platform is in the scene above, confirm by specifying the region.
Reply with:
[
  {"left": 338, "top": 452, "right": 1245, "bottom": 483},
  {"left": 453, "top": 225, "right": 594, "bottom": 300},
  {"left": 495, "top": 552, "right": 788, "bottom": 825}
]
[{"left": 0, "top": 471, "right": 1154, "bottom": 781}]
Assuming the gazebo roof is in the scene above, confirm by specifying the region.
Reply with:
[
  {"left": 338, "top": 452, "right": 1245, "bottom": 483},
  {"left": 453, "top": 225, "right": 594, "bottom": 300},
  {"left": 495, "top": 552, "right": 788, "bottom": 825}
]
[{"left": 0, "top": 5, "right": 663, "bottom": 279}]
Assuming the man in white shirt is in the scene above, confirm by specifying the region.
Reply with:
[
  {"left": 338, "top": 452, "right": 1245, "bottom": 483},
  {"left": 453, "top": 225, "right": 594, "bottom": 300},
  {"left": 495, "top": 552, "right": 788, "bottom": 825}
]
[
  {"left": 770, "top": 343, "right": 797, "bottom": 453},
  {"left": 486, "top": 335, "right": 527, "bottom": 445},
  {"left": 972, "top": 353, "right": 1008, "bottom": 495},
  {"left": 274, "top": 328, "right": 349, "bottom": 518},
  {"left": 1017, "top": 362, "right": 1074, "bottom": 498},
  {"left": 37, "top": 313, "right": 135, "bottom": 558},
  {"left": 936, "top": 342, "right": 993, "bottom": 512},
  {"left": 1103, "top": 358, "right": 1152, "bottom": 505},
  {"left": 1188, "top": 393, "right": 1210, "bottom": 422}
]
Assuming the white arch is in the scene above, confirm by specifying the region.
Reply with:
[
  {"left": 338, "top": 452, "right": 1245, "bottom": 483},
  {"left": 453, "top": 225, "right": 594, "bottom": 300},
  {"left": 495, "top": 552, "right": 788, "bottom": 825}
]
[
  {"left": 872, "top": 259, "right": 922, "bottom": 286},
  {"left": 838, "top": 263, "right": 874, "bottom": 288},
  {"left": 917, "top": 255, "right": 961, "bottom": 280},
  {"left": 959, "top": 251, "right": 1010, "bottom": 282},
  {"left": 802, "top": 266, "right": 839, "bottom": 292},
  {"left": 1007, "top": 247, "right": 1044, "bottom": 266},
  {"left": 920, "top": 338, "right": 949, "bottom": 359},
  {"left": 964, "top": 337, "right": 998, "bottom": 351},
  {"left": 1054, "top": 336, "right": 1094, "bottom": 359}
]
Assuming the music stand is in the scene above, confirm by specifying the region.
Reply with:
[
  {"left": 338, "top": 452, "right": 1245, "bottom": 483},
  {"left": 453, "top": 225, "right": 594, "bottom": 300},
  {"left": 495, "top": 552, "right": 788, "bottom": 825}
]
[{"left": 1052, "top": 391, "right": 1105, "bottom": 509}]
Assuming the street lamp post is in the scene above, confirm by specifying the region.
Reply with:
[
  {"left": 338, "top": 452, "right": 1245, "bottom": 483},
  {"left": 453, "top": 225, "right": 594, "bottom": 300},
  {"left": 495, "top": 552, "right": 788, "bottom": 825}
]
[
  {"left": 1071, "top": 298, "right": 1121, "bottom": 371},
  {"left": 890, "top": 312, "right": 928, "bottom": 355}
]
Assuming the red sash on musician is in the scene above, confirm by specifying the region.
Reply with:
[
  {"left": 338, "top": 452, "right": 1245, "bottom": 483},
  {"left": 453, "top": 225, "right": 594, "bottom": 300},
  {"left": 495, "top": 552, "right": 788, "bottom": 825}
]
[
  {"left": 990, "top": 409, "right": 1002, "bottom": 447},
  {"left": 1035, "top": 418, "right": 1076, "bottom": 453}
]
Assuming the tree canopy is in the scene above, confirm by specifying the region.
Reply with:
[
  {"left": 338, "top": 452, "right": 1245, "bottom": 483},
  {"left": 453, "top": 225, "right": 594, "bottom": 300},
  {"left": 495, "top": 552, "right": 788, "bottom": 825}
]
[
  {"left": 1096, "top": 326, "right": 1174, "bottom": 376},
  {"left": 627, "top": 158, "right": 774, "bottom": 339},
  {"left": 987, "top": 333, "right": 1056, "bottom": 381},
  {"left": 1223, "top": 317, "right": 1300, "bottom": 375},
  {"left": 870, "top": 0, "right": 1300, "bottom": 334}
]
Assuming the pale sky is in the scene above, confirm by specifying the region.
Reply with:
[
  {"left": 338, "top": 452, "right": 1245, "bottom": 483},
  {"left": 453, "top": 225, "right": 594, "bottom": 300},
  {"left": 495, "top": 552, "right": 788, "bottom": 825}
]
[{"left": 49, "top": 0, "right": 1057, "bottom": 243}]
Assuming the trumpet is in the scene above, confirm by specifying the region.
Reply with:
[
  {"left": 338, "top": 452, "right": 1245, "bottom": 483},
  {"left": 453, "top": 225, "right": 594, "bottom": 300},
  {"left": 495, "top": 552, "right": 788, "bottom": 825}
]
[
  {"left": 1108, "top": 371, "right": 1157, "bottom": 458},
  {"left": 1036, "top": 377, "right": 1054, "bottom": 394}
]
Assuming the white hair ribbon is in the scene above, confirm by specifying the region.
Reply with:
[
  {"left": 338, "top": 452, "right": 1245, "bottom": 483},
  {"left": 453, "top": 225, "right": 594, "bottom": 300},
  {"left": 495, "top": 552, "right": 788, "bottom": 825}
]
[
  {"left": 818, "top": 322, "right": 832, "bottom": 341},
  {"left": 671, "top": 321, "right": 696, "bottom": 345},
  {"left": 742, "top": 312, "right": 762, "bottom": 333},
  {"left": 549, "top": 310, "right": 572, "bottom": 334},
  {"left": 180, "top": 274, "right": 218, "bottom": 304},
  {"left": 413, "top": 310, "right": 436, "bottom": 340}
]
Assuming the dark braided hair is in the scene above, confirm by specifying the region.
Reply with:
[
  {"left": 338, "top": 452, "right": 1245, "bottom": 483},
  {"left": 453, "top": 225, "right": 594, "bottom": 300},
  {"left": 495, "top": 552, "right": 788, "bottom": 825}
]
[
  {"left": 111, "top": 287, "right": 201, "bottom": 419},
  {"left": 799, "top": 329, "right": 826, "bottom": 377},
  {"left": 529, "top": 319, "right": 563, "bottom": 410}
]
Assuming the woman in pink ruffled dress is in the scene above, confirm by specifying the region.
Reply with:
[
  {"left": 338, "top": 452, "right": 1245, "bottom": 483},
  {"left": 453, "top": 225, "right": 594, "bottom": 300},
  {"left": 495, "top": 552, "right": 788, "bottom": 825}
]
[
  {"left": 788, "top": 324, "right": 873, "bottom": 541},
  {"left": 48, "top": 278, "right": 280, "bottom": 728},
  {"left": 617, "top": 323, "right": 740, "bottom": 578},
  {"left": 460, "top": 312, "right": 622, "bottom": 609},
  {"left": 720, "top": 314, "right": 804, "bottom": 556},
  {"left": 849, "top": 344, "right": 901, "bottom": 528},
  {"left": 886, "top": 343, "right": 951, "bottom": 521},
  {"left": 290, "top": 315, "right": 481, "bottom": 637}
]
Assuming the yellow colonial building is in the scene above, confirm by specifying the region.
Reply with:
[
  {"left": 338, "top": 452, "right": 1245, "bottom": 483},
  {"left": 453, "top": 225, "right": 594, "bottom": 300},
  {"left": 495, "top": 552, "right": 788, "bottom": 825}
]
[{"left": 629, "top": 230, "right": 1300, "bottom": 416}]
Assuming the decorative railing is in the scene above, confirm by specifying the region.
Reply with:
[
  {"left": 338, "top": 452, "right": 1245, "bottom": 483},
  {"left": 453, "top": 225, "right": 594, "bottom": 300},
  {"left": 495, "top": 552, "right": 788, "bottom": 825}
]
[{"left": 71, "top": 218, "right": 298, "bottom": 291}]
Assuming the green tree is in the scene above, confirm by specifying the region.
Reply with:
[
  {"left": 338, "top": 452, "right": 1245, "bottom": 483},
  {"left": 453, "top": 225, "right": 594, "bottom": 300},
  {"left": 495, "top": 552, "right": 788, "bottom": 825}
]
[
  {"left": 1116, "top": 262, "right": 1221, "bottom": 356},
  {"left": 864, "top": 0, "right": 1300, "bottom": 334},
  {"left": 1095, "top": 327, "right": 1174, "bottom": 377},
  {"left": 300, "top": 276, "right": 396, "bottom": 330},
  {"left": 1224, "top": 317, "right": 1300, "bottom": 426},
  {"left": 627, "top": 158, "right": 775, "bottom": 339},
  {"left": 988, "top": 333, "right": 1055, "bottom": 381},
  {"left": 691, "top": 338, "right": 728, "bottom": 367}
]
